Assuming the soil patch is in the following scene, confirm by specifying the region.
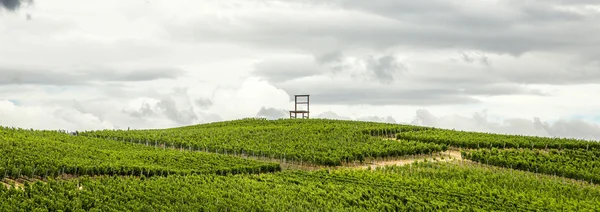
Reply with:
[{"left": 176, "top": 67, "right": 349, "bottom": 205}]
[{"left": 356, "top": 150, "right": 464, "bottom": 170}]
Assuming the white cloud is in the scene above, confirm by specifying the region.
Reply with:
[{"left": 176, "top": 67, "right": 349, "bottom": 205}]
[
  {"left": 411, "top": 109, "right": 600, "bottom": 141},
  {"left": 314, "top": 111, "right": 397, "bottom": 124},
  {"left": 255, "top": 107, "right": 288, "bottom": 120},
  {"left": 211, "top": 77, "right": 292, "bottom": 120},
  {"left": 0, "top": 100, "right": 113, "bottom": 131}
]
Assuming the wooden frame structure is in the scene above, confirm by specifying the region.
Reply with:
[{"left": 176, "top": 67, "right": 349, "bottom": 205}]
[{"left": 289, "top": 94, "right": 310, "bottom": 119}]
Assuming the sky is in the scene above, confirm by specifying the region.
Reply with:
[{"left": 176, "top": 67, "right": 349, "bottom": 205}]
[{"left": 1, "top": 0, "right": 600, "bottom": 140}]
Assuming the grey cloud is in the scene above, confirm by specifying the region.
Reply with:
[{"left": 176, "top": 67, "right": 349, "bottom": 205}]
[
  {"left": 169, "top": 0, "right": 600, "bottom": 58},
  {"left": 255, "top": 107, "right": 288, "bottom": 119},
  {"left": 151, "top": 97, "right": 197, "bottom": 126},
  {"left": 195, "top": 98, "right": 213, "bottom": 110},
  {"left": 278, "top": 77, "right": 542, "bottom": 105},
  {"left": 118, "top": 68, "right": 184, "bottom": 81},
  {"left": 124, "top": 102, "right": 158, "bottom": 118},
  {"left": 119, "top": 88, "right": 201, "bottom": 126},
  {"left": 543, "top": 119, "right": 600, "bottom": 140},
  {"left": 412, "top": 109, "right": 600, "bottom": 141},
  {"left": 1, "top": 0, "right": 30, "bottom": 11},
  {"left": 461, "top": 52, "right": 490, "bottom": 66},
  {"left": 166, "top": 0, "right": 600, "bottom": 73},
  {"left": 315, "top": 51, "right": 344, "bottom": 64},
  {"left": 157, "top": 87, "right": 198, "bottom": 125},
  {"left": 366, "top": 54, "right": 406, "bottom": 84},
  {"left": 0, "top": 66, "right": 185, "bottom": 85},
  {"left": 458, "top": 84, "right": 547, "bottom": 96},
  {"left": 315, "top": 111, "right": 396, "bottom": 123},
  {"left": 315, "top": 111, "right": 352, "bottom": 120},
  {"left": 197, "top": 112, "right": 223, "bottom": 123},
  {"left": 341, "top": 0, "right": 587, "bottom": 24},
  {"left": 166, "top": 0, "right": 600, "bottom": 95},
  {"left": 358, "top": 115, "right": 397, "bottom": 124},
  {"left": 253, "top": 50, "right": 547, "bottom": 106},
  {"left": 309, "top": 90, "right": 480, "bottom": 105},
  {"left": 252, "top": 56, "right": 324, "bottom": 83}
]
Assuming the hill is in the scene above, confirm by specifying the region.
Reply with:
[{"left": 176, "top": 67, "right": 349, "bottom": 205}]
[{"left": 1, "top": 118, "right": 599, "bottom": 211}]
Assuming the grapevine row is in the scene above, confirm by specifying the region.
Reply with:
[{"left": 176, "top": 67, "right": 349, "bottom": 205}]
[
  {"left": 1, "top": 162, "right": 598, "bottom": 211},
  {"left": 0, "top": 127, "right": 280, "bottom": 179},
  {"left": 397, "top": 129, "right": 600, "bottom": 150},
  {"left": 463, "top": 148, "right": 600, "bottom": 184},
  {"left": 81, "top": 118, "right": 444, "bottom": 166}
]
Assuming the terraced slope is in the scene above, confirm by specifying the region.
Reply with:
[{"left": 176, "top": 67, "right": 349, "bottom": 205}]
[
  {"left": 397, "top": 129, "right": 599, "bottom": 150},
  {"left": 3, "top": 118, "right": 600, "bottom": 211},
  {"left": 0, "top": 127, "right": 280, "bottom": 179},
  {"left": 1, "top": 162, "right": 598, "bottom": 211},
  {"left": 463, "top": 148, "right": 600, "bottom": 184},
  {"left": 81, "top": 118, "right": 445, "bottom": 166}
]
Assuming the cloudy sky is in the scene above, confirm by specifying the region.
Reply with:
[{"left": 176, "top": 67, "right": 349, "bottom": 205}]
[{"left": 1, "top": 0, "right": 600, "bottom": 140}]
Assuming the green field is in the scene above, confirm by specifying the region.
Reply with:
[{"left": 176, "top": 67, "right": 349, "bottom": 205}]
[{"left": 2, "top": 118, "right": 600, "bottom": 211}]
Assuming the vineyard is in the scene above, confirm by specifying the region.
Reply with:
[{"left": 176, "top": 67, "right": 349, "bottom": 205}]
[
  {"left": 1, "top": 118, "right": 600, "bottom": 211},
  {"left": 80, "top": 118, "right": 444, "bottom": 166},
  {"left": 397, "top": 129, "right": 599, "bottom": 150},
  {"left": 463, "top": 148, "right": 600, "bottom": 184},
  {"left": 1, "top": 162, "right": 598, "bottom": 211},
  {"left": 0, "top": 126, "right": 280, "bottom": 179}
]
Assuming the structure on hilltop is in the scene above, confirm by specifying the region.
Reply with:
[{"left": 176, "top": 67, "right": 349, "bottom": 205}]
[{"left": 289, "top": 94, "right": 310, "bottom": 119}]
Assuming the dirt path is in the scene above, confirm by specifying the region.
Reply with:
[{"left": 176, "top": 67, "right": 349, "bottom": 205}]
[
  {"left": 357, "top": 150, "right": 464, "bottom": 170},
  {"left": 1, "top": 181, "right": 10, "bottom": 189},
  {"left": 2, "top": 178, "right": 26, "bottom": 190},
  {"left": 147, "top": 140, "right": 468, "bottom": 171},
  {"left": 2, "top": 176, "right": 80, "bottom": 190}
]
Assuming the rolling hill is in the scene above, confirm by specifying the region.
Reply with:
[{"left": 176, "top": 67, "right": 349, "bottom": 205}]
[{"left": 1, "top": 118, "right": 599, "bottom": 211}]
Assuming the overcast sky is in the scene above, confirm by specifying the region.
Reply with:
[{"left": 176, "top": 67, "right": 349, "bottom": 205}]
[{"left": 1, "top": 0, "right": 600, "bottom": 140}]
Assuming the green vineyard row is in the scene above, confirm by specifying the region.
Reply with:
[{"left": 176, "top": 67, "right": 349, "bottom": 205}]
[
  {"left": 463, "top": 148, "right": 600, "bottom": 184},
  {"left": 0, "top": 127, "right": 280, "bottom": 179},
  {"left": 2, "top": 162, "right": 598, "bottom": 211},
  {"left": 397, "top": 129, "right": 600, "bottom": 150},
  {"left": 81, "top": 118, "right": 445, "bottom": 166}
]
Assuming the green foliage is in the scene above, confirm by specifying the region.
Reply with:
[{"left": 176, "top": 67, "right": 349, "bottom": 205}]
[
  {"left": 1, "top": 162, "right": 598, "bottom": 211},
  {"left": 81, "top": 118, "right": 443, "bottom": 166},
  {"left": 0, "top": 127, "right": 280, "bottom": 178},
  {"left": 3, "top": 118, "right": 599, "bottom": 211},
  {"left": 397, "top": 129, "right": 599, "bottom": 150},
  {"left": 464, "top": 148, "right": 600, "bottom": 184}
]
